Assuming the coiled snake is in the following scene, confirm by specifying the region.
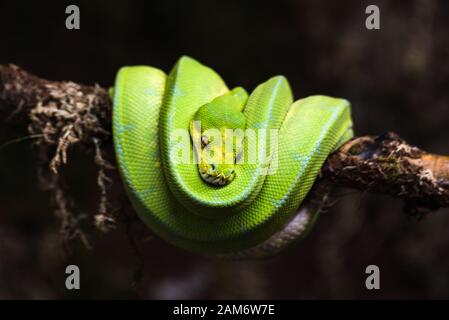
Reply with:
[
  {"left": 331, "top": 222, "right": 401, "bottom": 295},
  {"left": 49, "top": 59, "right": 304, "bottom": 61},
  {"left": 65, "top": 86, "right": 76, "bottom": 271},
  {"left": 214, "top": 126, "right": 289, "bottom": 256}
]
[{"left": 112, "top": 56, "right": 353, "bottom": 258}]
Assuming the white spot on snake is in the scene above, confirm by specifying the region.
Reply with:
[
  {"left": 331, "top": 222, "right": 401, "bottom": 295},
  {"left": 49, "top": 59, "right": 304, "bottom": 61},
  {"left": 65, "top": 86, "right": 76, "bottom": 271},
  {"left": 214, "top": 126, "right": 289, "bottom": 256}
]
[
  {"left": 146, "top": 87, "right": 160, "bottom": 96},
  {"left": 115, "top": 123, "right": 136, "bottom": 134},
  {"left": 252, "top": 120, "right": 268, "bottom": 129},
  {"left": 141, "top": 185, "right": 155, "bottom": 198},
  {"left": 172, "top": 86, "right": 186, "bottom": 98},
  {"left": 293, "top": 152, "right": 303, "bottom": 164}
]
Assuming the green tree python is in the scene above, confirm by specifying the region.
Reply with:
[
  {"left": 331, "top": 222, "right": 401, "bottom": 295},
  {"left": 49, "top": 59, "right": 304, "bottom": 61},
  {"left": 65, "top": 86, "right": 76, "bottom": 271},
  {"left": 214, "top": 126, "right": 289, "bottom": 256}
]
[{"left": 112, "top": 56, "right": 353, "bottom": 258}]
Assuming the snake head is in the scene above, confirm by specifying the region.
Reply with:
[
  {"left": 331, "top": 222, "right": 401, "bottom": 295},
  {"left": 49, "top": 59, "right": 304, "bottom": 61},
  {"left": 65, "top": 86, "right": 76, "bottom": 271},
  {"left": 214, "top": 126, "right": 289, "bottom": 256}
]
[
  {"left": 199, "top": 159, "right": 236, "bottom": 186},
  {"left": 197, "top": 135, "right": 238, "bottom": 186},
  {"left": 190, "top": 87, "right": 248, "bottom": 186}
]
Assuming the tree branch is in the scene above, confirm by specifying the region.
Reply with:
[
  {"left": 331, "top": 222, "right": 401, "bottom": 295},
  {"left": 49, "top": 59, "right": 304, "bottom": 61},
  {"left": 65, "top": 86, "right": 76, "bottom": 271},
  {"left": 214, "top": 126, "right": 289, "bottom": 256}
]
[{"left": 1, "top": 63, "right": 448, "bottom": 229}]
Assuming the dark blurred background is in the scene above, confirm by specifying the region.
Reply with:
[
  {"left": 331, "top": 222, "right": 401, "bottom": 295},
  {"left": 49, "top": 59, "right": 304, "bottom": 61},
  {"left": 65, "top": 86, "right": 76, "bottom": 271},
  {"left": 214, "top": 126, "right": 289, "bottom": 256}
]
[{"left": 1, "top": 0, "right": 449, "bottom": 299}]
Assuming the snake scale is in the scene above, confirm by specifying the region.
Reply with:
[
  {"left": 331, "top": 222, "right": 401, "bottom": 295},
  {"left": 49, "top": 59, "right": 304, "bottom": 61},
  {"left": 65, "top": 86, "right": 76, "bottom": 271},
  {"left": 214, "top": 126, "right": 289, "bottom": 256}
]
[{"left": 112, "top": 56, "right": 353, "bottom": 258}]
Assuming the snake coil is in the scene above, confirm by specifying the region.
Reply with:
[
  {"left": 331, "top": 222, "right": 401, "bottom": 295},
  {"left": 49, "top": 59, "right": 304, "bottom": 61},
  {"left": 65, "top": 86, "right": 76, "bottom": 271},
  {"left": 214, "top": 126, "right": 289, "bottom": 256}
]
[{"left": 112, "top": 56, "right": 353, "bottom": 257}]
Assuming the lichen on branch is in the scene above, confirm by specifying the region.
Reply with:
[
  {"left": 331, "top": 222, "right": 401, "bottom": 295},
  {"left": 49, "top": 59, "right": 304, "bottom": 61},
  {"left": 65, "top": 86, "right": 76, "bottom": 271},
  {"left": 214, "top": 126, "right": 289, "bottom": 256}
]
[
  {"left": 322, "top": 133, "right": 449, "bottom": 215},
  {"left": 1, "top": 64, "right": 115, "bottom": 245}
]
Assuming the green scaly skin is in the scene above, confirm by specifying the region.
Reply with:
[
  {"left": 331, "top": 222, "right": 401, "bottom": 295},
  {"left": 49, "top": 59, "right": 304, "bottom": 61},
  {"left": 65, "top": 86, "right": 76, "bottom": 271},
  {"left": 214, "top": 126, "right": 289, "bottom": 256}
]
[{"left": 112, "top": 56, "right": 353, "bottom": 256}]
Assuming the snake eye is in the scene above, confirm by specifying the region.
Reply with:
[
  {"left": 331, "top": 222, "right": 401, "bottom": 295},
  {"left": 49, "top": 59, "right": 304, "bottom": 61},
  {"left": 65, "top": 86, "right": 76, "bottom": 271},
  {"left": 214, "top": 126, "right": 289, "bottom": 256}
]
[
  {"left": 201, "top": 136, "right": 209, "bottom": 147},
  {"left": 210, "top": 163, "right": 217, "bottom": 171},
  {"left": 235, "top": 148, "right": 243, "bottom": 164}
]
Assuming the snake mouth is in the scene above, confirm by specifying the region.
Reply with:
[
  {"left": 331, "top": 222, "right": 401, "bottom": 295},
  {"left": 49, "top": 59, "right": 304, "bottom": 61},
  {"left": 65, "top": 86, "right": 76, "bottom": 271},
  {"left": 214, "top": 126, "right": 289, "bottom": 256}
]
[{"left": 199, "top": 164, "right": 235, "bottom": 186}]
